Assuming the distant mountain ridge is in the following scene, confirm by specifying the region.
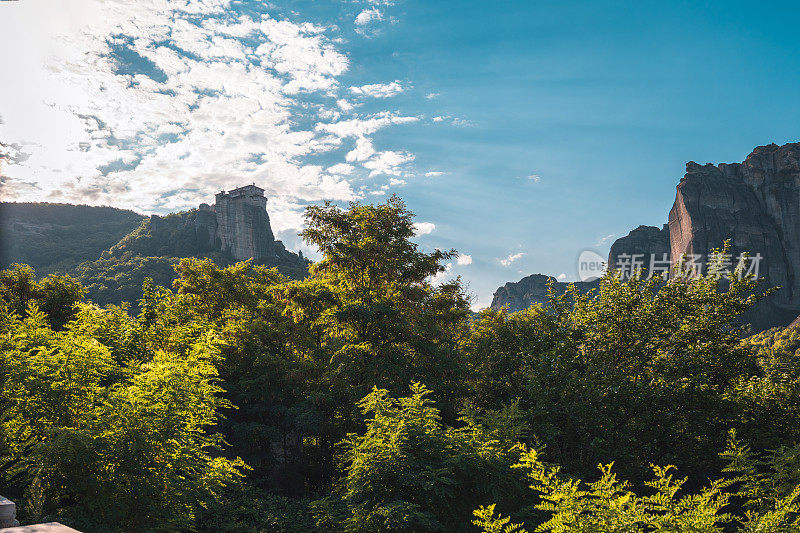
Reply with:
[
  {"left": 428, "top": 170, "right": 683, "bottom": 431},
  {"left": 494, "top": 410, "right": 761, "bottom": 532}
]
[
  {"left": 0, "top": 202, "right": 146, "bottom": 273},
  {"left": 492, "top": 142, "right": 800, "bottom": 332},
  {"left": 0, "top": 186, "right": 309, "bottom": 307}
]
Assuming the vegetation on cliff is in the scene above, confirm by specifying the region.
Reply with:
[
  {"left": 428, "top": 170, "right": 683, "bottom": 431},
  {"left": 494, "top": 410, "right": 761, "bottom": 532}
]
[
  {"left": 106, "top": 210, "right": 219, "bottom": 259},
  {"left": 0, "top": 202, "right": 145, "bottom": 273},
  {"left": 1, "top": 196, "right": 799, "bottom": 532},
  {"left": 0, "top": 201, "right": 309, "bottom": 309}
]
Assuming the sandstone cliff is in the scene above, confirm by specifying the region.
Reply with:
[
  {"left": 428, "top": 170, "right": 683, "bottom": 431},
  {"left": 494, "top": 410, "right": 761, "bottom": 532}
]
[
  {"left": 212, "top": 185, "right": 276, "bottom": 262},
  {"left": 667, "top": 143, "right": 800, "bottom": 329},
  {"left": 607, "top": 224, "right": 670, "bottom": 277},
  {"left": 492, "top": 142, "right": 800, "bottom": 331},
  {"left": 108, "top": 184, "right": 307, "bottom": 275},
  {"left": 490, "top": 274, "right": 599, "bottom": 311}
]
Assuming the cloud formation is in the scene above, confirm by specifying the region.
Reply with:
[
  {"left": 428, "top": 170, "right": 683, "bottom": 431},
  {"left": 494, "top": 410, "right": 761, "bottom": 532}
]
[
  {"left": 354, "top": 8, "right": 383, "bottom": 26},
  {"left": 413, "top": 221, "right": 435, "bottom": 235},
  {"left": 500, "top": 252, "right": 525, "bottom": 266},
  {"left": 0, "top": 0, "right": 422, "bottom": 237},
  {"left": 349, "top": 81, "right": 404, "bottom": 98}
]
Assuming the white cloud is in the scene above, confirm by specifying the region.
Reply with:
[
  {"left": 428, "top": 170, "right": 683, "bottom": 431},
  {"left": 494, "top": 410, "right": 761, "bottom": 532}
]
[
  {"left": 316, "top": 112, "right": 419, "bottom": 139},
  {"left": 425, "top": 92, "right": 440, "bottom": 99},
  {"left": 528, "top": 174, "right": 541, "bottom": 183},
  {"left": 425, "top": 171, "right": 444, "bottom": 177},
  {"left": 457, "top": 254, "right": 472, "bottom": 266},
  {"left": 327, "top": 163, "right": 355, "bottom": 175},
  {"left": 0, "top": 0, "right": 421, "bottom": 235},
  {"left": 557, "top": 272, "right": 567, "bottom": 280},
  {"left": 336, "top": 99, "right": 356, "bottom": 112},
  {"left": 500, "top": 252, "right": 525, "bottom": 267},
  {"left": 349, "top": 80, "right": 404, "bottom": 98},
  {"left": 452, "top": 117, "right": 473, "bottom": 127},
  {"left": 354, "top": 8, "right": 383, "bottom": 26},
  {"left": 413, "top": 221, "right": 435, "bottom": 235},
  {"left": 345, "top": 137, "right": 376, "bottom": 162},
  {"left": 364, "top": 150, "right": 414, "bottom": 177},
  {"left": 430, "top": 262, "right": 453, "bottom": 285}
]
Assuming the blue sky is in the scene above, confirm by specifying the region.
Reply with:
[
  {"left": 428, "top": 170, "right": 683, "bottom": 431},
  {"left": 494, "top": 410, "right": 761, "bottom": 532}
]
[{"left": 1, "top": 0, "right": 800, "bottom": 307}]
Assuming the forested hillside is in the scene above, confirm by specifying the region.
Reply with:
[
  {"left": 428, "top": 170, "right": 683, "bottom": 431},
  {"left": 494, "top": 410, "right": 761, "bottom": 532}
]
[
  {"left": 0, "top": 202, "right": 145, "bottom": 272},
  {"left": 1, "top": 196, "right": 799, "bottom": 532},
  {"left": 0, "top": 202, "right": 309, "bottom": 308}
]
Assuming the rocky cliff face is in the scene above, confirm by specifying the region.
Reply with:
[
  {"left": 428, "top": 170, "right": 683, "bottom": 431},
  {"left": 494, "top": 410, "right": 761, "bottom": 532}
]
[
  {"left": 107, "top": 185, "right": 309, "bottom": 277},
  {"left": 492, "top": 142, "right": 800, "bottom": 331},
  {"left": 607, "top": 224, "right": 671, "bottom": 276},
  {"left": 213, "top": 185, "right": 277, "bottom": 262},
  {"left": 490, "top": 274, "right": 599, "bottom": 311},
  {"left": 668, "top": 143, "right": 800, "bottom": 329}
]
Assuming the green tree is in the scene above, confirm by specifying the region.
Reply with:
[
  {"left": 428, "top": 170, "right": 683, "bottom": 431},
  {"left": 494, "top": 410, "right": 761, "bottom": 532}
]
[
  {"left": 300, "top": 196, "right": 471, "bottom": 415},
  {"left": 0, "top": 278, "right": 245, "bottom": 531},
  {"left": 464, "top": 250, "right": 786, "bottom": 485},
  {"left": 0, "top": 264, "right": 85, "bottom": 329},
  {"left": 170, "top": 258, "right": 332, "bottom": 494},
  {"left": 314, "top": 383, "right": 527, "bottom": 533},
  {"left": 476, "top": 437, "right": 800, "bottom": 532}
]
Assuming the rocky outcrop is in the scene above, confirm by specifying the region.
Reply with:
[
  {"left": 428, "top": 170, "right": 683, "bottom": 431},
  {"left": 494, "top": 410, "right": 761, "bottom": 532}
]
[
  {"left": 668, "top": 143, "right": 800, "bottom": 330},
  {"left": 109, "top": 184, "right": 306, "bottom": 270},
  {"left": 607, "top": 225, "right": 671, "bottom": 276},
  {"left": 212, "top": 185, "right": 277, "bottom": 262},
  {"left": 492, "top": 142, "right": 800, "bottom": 331},
  {"left": 0, "top": 495, "right": 19, "bottom": 528},
  {"left": 490, "top": 274, "right": 599, "bottom": 311}
]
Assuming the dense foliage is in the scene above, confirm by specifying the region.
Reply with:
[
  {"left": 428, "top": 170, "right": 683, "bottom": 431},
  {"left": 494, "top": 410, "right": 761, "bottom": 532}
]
[
  {"left": 107, "top": 210, "right": 219, "bottom": 259},
  {"left": 73, "top": 255, "right": 181, "bottom": 308},
  {"left": 1, "top": 196, "right": 799, "bottom": 532}
]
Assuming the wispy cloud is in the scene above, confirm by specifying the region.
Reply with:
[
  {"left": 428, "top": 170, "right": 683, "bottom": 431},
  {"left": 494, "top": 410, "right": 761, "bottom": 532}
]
[
  {"left": 500, "top": 252, "right": 525, "bottom": 267},
  {"left": 425, "top": 171, "right": 444, "bottom": 177},
  {"left": 355, "top": 7, "right": 383, "bottom": 26},
  {"left": 364, "top": 150, "right": 414, "bottom": 177},
  {"left": 457, "top": 254, "right": 472, "bottom": 265},
  {"left": 350, "top": 80, "right": 404, "bottom": 98},
  {"left": 595, "top": 233, "right": 617, "bottom": 247},
  {"left": 528, "top": 174, "right": 541, "bottom": 183}
]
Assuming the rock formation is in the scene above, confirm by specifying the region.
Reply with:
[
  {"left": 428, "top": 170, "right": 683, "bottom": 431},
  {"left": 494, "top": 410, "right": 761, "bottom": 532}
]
[
  {"left": 210, "top": 184, "right": 276, "bottom": 262},
  {"left": 111, "top": 184, "right": 302, "bottom": 266},
  {"left": 607, "top": 224, "right": 671, "bottom": 278},
  {"left": 667, "top": 144, "right": 800, "bottom": 328},
  {"left": 492, "top": 142, "right": 800, "bottom": 331},
  {"left": 490, "top": 274, "right": 599, "bottom": 311}
]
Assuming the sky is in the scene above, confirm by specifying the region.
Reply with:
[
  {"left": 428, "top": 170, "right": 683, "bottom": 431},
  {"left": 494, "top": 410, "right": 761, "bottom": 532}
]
[{"left": 1, "top": 0, "right": 800, "bottom": 308}]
